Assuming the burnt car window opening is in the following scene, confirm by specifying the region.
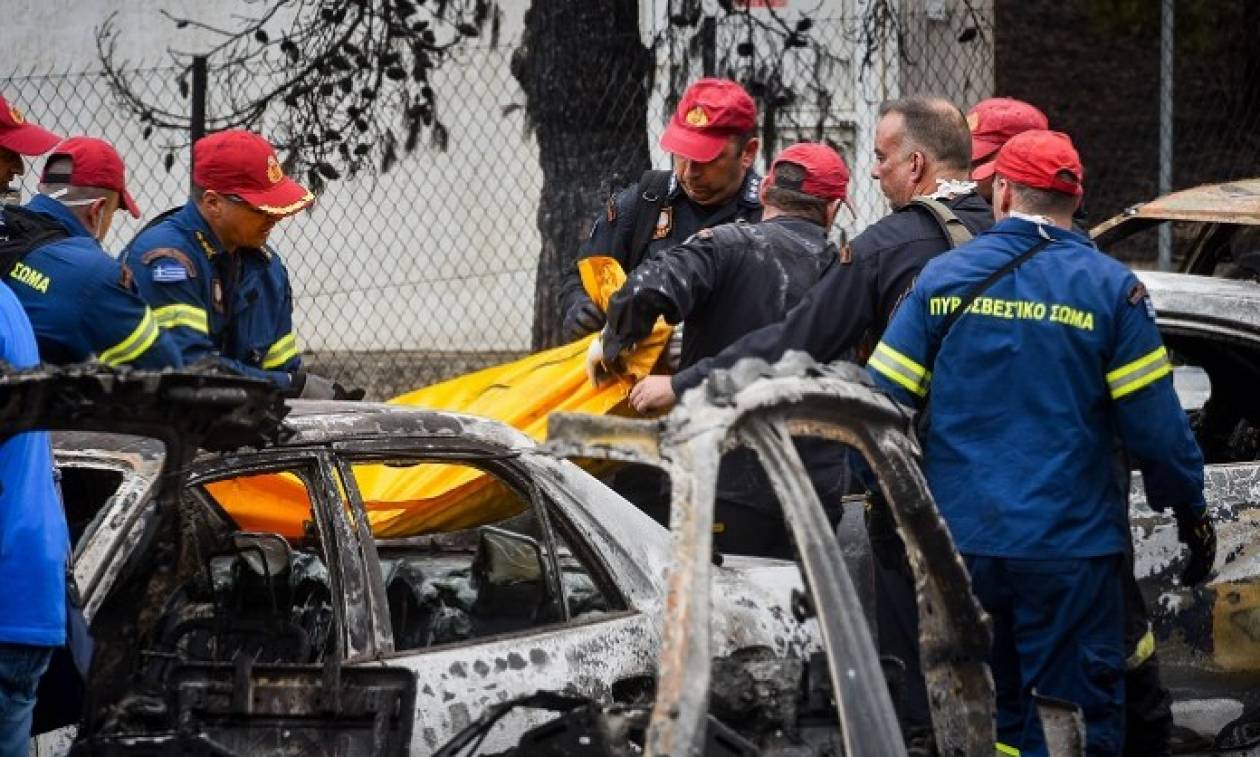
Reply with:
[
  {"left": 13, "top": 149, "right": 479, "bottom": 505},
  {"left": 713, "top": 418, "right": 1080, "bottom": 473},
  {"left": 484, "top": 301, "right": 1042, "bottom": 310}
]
[
  {"left": 154, "top": 469, "right": 337, "bottom": 670},
  {"left": 1165, "top": 337, "right": 1260, "bottom": 464},
  {"left": 350, "top": 458, "right": 617, "bottom": 656},
  {"left": 60, "top": 466, "right": 124, "bottom": 547}
]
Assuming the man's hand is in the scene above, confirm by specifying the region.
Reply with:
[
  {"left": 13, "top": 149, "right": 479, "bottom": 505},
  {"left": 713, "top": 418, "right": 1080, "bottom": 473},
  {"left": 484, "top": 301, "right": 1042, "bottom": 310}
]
[
  {"left": 562, "top": 297, "right": 606, "bottom": 342},
  {"left": 1176, "top": 510, "right": 1216, "bottom": 586},
  {"left": 629, "top": 375, "right": 677, "bottom": 413}
]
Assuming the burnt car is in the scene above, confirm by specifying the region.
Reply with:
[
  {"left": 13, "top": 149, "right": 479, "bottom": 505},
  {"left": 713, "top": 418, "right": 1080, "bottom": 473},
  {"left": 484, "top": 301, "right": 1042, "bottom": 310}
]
[
  {"left": 30, "top": 378, "right": 820, "bottom": 755},
  {"left": 1128, "top": 271, "right": 1260, "bottom": 754},
  {"left": 1092, "top": 178, "right": 1260, "bottom": 278}
]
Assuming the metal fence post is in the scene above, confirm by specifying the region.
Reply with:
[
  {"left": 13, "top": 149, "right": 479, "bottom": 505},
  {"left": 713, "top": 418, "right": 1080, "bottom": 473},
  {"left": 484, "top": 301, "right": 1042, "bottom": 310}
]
[
  {"left": 1158, "top": 0, "right": 1174, "bottom": 271},
  {"left": 701, "top": 16, "right": 716, "bottom": 77},
  {"left": 190, "top": 55, "right": 207, "bottom": 191}
]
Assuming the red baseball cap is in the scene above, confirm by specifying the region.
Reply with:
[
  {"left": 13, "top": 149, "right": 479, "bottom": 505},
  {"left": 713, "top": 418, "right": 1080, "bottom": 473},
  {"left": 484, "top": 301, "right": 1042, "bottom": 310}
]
[
  {"left": 995, "top": 130, "right": 1084, "bottom": 197},
  {"left": 0, "top": 94, "right": 61, "bottom": 156},
  {"left": 42, "top": 137, "right": 141, "bottom": 218},
  {"left": 193, "top": 130, "right": 313, "bottom": 217},
  {"left": 660, "top": 79, "right": 757, "bottom": 163},
  {"left": 968, "top": 97, "right": 1048, "bottom": 181},
  {"left": 767, "top": 142, "right": 849, "bottom": 202}
]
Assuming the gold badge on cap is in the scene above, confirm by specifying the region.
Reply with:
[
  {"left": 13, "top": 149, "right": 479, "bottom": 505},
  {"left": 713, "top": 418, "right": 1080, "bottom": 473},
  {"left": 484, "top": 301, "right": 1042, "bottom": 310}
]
[
  {"left": 685, "top": 106, "right": 709, "bottom": 127},
  {"left": 266, "top": 154, "right": 284, "bottom": 184},
  {"left": 8, "top": 105, "right": 24, "bottom": 125},
  {"left": 966, "top": 112, "right": 980, "bottom": 131}
]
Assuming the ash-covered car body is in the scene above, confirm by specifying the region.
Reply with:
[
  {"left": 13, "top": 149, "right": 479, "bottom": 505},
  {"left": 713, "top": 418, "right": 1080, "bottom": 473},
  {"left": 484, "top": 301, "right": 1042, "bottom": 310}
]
[
  {"left": 1127, "top": 272, "right": 1260, "bottom": 753},
  {"left": 34, "top": 376, "right": 819, "bottom": 755},
  {"left": 1093, "top": 178, "right": 1260, "bottom": 277}
]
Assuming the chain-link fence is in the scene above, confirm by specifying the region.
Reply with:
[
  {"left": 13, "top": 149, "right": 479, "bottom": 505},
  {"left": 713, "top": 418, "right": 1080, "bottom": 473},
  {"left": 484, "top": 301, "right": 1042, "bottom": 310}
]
[
  {"left": 996, "top": 0, "right": 1260, "bottom": 268},
  {"left": 4, "top": 1, "right": 1257, "bottom": 398}
]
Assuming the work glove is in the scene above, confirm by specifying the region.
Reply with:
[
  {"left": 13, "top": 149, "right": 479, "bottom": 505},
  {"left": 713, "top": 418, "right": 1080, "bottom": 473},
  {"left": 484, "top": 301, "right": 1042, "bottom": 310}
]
[
  {"left": 292, "top": 372, "right": 366, "bottom": 401},
  {"left": 562, "top": 297, "right": 606, "bottom": 342},
  {"left": 585, "top": 333, "right": 614, "bottom": 386},
  {"left": 1175, "top": 509, "right": 1216, "bottom": 586}
]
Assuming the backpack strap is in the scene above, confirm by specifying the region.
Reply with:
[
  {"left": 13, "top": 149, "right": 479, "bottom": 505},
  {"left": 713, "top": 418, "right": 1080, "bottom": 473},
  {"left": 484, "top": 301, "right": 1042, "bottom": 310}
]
[
  {"left": 914, "top": 235, "right": 1053, "bottom": 439},
  {"left": 907, "top": 196, "right": 974, "bottom": 249},
  {"left": 0, "top": 205, "right": 72, "bottom": 277},
  {"left": 626, "top": 169, "right": 674, "bottom": 270}
]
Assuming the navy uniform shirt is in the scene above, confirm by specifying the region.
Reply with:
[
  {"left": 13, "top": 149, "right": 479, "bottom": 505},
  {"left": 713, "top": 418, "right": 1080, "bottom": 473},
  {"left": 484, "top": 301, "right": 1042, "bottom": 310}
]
[
  {"left": 601, "top": 214, "right": 848, "bottom": 509},
  {"left": 673, "top": 192, "right": 994, "bottom": 395},
  {"left": 123, "top": 201, "right": 301, "bottom": 389},
  {"left": 3, "top": 195, "right": 180, "bottom": 368},
  {"left": 559, "top": 170, "right": 763, "bottom": 316},
  {"left": 868, "top": 217, "right": 1205, "bottom": 558}
]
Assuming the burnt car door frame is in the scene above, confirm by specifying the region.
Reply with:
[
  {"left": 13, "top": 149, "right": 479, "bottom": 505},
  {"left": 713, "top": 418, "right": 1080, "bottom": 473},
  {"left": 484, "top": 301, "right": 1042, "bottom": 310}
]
[
  {"left": 326, "top": 435, "right": 633, "bottom": 659},
  {"left": 546, "top": 359, "right": 996, "bottom": 757},
  {"left": 185, "top": 447, "right": 380, "bottom": 662}
]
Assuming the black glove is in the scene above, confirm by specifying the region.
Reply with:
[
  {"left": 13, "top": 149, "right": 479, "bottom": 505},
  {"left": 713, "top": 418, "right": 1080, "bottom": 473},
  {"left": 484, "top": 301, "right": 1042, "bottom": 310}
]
[
  {"left": 562, "top": 297, "right": 606, "bottom": 342},
  {"left": 1176, "top": 509, "right": 1216, "bottom": 586},
  {"left": 291, "top": 373, "right": 365, "bottom": 401},
  {"left": 334, "top": 383, "right": 366, "bottom": 401}
]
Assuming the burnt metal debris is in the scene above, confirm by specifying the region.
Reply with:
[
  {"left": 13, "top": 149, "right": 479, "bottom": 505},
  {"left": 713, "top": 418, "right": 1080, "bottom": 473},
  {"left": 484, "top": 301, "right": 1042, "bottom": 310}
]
[{"left": 547, "top": 353, "right": 995, "bottom": 757}]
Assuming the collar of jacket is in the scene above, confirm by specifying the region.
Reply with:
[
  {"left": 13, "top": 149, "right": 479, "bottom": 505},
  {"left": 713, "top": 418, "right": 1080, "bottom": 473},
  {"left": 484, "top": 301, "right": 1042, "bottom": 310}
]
[
  {"left": 667, "top": 169, "right": 764, "bottom": 209},
  {"left": 764, "top": 214, "right": 825, "bottom": 236},
  {"left": 24, "top": 194, "right": 95, "bottom": 240},
  {"left": 175, "top": 200, "right": 228, "bottom": 260},
  {"left": 993, "top": 215, "right": 1091, "bottom": 245}
]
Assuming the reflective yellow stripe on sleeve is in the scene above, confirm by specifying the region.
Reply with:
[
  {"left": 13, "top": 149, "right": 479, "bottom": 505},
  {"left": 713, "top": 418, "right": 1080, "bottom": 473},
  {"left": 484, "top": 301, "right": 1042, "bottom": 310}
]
[
  {"left": 868, "top": 342, "right": 931, "bottom": 398},
  {"left": 996, "top": 743, "right": 1021, "bottom": 756},
  {"left": 153, "top": 304, "right": 209, "bottom": 335},
  {"left": 1106, "top": 345, "right": 1171, "bottom": 399},
  {"left": 1127, "top": 628, "right": 1156, "bottom": 670},
  {"left": 262, "top": 332, "right": 299, "bottom": 370},
  {"left": 98, "top": 307, "right": 160, "bottom": 366}
]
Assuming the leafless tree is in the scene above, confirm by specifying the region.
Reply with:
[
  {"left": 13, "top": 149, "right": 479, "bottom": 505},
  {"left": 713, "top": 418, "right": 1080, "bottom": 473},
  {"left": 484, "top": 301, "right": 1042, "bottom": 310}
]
[{"left": 98, "top": 0, "right": 501, "bottom": 192}]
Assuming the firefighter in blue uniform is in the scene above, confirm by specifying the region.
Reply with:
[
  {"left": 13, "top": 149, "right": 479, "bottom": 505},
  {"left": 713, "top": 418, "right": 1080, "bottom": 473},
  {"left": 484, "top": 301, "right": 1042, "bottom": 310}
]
[
  {"left": 1, "top": 137, "right": 180, "bottom": 369},
  {"left": 125, "top": 130, "right": 351, "bottom": 397},
  {"left": 868, "top": 130, "right": 1214, "bottom": 756},
  {"left": 559, "top": 78, "right": 763, "bottom": 341}
]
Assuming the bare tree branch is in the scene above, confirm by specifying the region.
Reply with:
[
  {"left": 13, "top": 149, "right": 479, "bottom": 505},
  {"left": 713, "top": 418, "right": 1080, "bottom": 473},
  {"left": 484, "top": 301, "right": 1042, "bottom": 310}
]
[{"left": 98, "top": 0, "right": 498, "bottom": 190}]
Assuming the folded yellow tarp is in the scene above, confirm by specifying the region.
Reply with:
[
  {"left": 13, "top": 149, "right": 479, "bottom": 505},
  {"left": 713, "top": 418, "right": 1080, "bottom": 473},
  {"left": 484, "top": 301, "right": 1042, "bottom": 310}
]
[{"left": 208, "top": 257, "right": 667, "bottom": 538}]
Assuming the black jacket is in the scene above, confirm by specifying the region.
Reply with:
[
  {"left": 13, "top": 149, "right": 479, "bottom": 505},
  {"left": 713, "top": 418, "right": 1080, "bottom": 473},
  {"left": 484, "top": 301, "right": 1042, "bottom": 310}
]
[
  {"left": 602, "top": 214, "right": 846, "bottom": 510},
  {"left": 559, "top": 171, "right": 763, "bottom": 317},
  {"left": 673, "top": 192, "right": 995, "bottom": 394}
]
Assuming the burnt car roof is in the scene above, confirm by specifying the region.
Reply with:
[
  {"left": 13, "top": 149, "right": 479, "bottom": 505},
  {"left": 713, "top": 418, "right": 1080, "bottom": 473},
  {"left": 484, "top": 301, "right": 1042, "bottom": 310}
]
[
  {"left": 269, "top": 400, "right": 537, "bottom": 450},
  {"left": 1092, "top": 178, "right": 1260, "bottom": 247}
]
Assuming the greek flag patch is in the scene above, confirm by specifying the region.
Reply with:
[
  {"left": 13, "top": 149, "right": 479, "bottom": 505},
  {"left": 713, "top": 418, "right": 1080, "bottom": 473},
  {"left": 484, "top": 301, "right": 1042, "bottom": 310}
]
[{"left": 152, "top": 263, "right": 188, "bottom": 283}]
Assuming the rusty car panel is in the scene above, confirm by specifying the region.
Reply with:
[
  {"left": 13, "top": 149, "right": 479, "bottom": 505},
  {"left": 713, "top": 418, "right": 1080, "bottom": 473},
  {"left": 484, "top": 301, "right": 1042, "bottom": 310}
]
[{"left": 1093, "top": 178, "right": 1260, "bottom": 246}]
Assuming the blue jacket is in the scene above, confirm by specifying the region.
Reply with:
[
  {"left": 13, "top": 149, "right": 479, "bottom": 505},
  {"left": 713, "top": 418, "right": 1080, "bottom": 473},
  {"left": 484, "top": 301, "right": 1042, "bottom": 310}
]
[
  {"left": 3, "top": 195, "right": 181, "bottom": 368},
  {"left": 123, "top": 201, "right": 301, "bottom": 389},
  {"left": 868, "top": 217, "right": 1205, "bottom": 558},
  {"left": 0, "top": 284, "right": 67, "bottom": 646}
]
